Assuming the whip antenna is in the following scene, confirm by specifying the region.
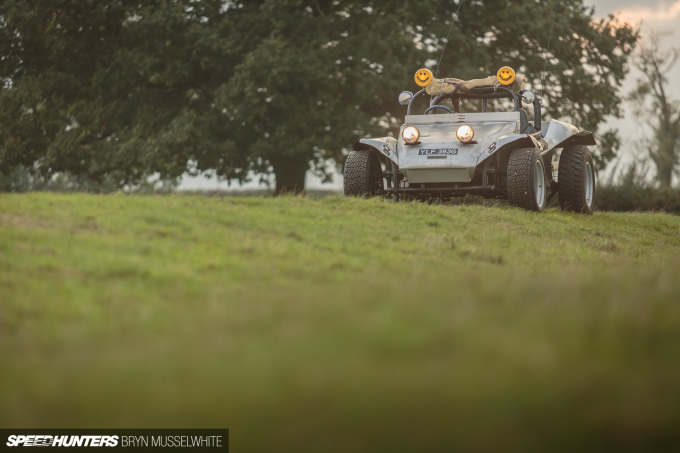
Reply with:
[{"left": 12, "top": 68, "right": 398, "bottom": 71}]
[
  {"left": 434, "top": 0, "right": 466, "bottom": 81},
  {"left": 540, "top": 0, "right": 561, "bottom": 101}
]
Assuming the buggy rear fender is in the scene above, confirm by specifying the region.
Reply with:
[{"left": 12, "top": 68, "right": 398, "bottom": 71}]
[
  {"left": 542, "top": 120, "right": 597, "bottom": 150},
  {"left": 554, "top": 131, "right": 597, "bottom": 148},
  {"left": 354, "top": 138, "right": 399, "bottom": 166}
]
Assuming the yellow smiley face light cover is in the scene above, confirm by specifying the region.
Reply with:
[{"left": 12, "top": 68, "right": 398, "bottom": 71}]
[
  {"left": 414, "top": 68, "right": 433, "bottom": 87},
  {"left": 496, "top": 66, "right": 516, "bottom": 85}
]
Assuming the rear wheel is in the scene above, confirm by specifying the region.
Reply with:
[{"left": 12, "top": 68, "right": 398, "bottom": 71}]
[
  {"left": 344, "top": 150, "right": 384, "bottom": 197},
  {"left": 558, "top": 145, "right": 596, "bottom": 215},
  {"left": 507, "top": 147, "right": 547, "bottom": 212}
]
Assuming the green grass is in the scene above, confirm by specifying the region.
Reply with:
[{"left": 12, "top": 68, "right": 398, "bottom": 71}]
[{"left": 1, "top": 193, "right": 680, "bottom": 452}]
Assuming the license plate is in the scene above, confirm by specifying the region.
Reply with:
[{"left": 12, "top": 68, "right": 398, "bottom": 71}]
[{"left": 418, "top": 148, "right": 458, "bottom": 155}]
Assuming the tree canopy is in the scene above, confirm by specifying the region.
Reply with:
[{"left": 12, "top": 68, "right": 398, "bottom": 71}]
[
  {"left": 0, "top": 0, "right": 638, "bottom": 192},
  {"left": 0, "top": 0, "right": 240, "bottom": 189}
]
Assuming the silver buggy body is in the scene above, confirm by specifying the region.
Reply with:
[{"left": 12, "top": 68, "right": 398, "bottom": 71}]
[{"left": 345, "top": 80, "right": 598, "bottom": 214}]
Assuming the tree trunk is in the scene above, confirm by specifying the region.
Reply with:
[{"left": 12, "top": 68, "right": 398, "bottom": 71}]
[
  {"left": 271, "top": 157, "right": 308, "bottom": 195},
  {"left": 651, "top": 127, "right": 678, "bottom": 187}
]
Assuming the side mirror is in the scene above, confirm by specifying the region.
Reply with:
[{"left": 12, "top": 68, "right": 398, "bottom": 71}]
[
  {"left": 521, "top": 91, "right": 535, "bottom": 104},
  {"left": 398, "top": 91, "right": 414, "bottom": 106}
]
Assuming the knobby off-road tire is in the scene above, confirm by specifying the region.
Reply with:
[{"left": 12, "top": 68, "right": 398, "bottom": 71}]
[
  {"left": 558, "top": 144, "right": 596, "bottom": 215},
  {"left": 344, "top": 150, "right": 384, "bottom": 197},
  {"left": 507, "top": 147, "right": 547, "bottom": 212}
]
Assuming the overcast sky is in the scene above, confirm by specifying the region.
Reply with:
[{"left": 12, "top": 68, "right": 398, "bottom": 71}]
[
  {"left": 592, "top": 0, "right": 680, "bottom": 21},
  {"left": 591, "top": 0, "right": 680, "bottom": 47},
  {"left": 590, "top": 0, "right": 680, "bottom": 90}
]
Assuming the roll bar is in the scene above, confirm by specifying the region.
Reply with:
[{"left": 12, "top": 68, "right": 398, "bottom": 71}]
[
  {"left": 405, "top": 86, "right": 542, "bottom": 131},
  {"left": 406, "top": 89, "right": 428, "bottom": 116},
  {"left": 431, "top": 86, "right": 520, "bottom": 111}
]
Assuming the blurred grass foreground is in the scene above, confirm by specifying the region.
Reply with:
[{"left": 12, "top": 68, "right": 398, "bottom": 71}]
[{"left": 1, "top": 193, "right": 680, "bottom": 452}]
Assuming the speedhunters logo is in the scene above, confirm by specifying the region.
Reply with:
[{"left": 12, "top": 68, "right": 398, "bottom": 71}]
[
  {"left": 0, "top": 430, "right": 228, "bottom": 451},
  {"left": 6, "top": 436, "right": 119, "bottom": 447}
]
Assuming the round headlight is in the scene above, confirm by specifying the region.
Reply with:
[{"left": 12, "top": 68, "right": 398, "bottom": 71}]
[
  {"left": 456, "top": 125, "right": 474, "bottom": 143},
  {"left": 402, "top": 126, "right": 420, "bottom": 144}
]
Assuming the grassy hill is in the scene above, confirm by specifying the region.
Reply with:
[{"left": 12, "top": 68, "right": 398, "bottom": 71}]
[{"left": 1, "top": 193, "right": 679, "bottom": 452}]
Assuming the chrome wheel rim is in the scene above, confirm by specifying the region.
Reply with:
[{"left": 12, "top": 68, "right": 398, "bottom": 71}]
[
  {"left": 534, "top": 160, "right": 546, "bottom": 208},
  {"left": 585, "top": 162, "right": 594, "bottom": 207}
]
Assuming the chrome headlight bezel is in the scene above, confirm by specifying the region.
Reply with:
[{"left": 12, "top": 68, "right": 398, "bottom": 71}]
[
  {"left": 402, "top": 126, "right": 420, "bottom": 145},
  {"left": 456, "top": 125, "right": 474, "bottom": 143}
]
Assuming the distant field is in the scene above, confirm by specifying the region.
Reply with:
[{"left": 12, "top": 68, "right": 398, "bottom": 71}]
[{"left": 1, "top": 193, "right": 679, "bottom": 452}]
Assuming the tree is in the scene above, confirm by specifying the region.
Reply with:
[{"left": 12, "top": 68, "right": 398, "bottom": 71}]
[
  {"left": 0, "top": 0, "right": 243, "bottom": 190},
  {"left": 628, "top": 33, "right": 680, "bottom": 187},
  {"left": 1, "top": 1, "right": 638, "bottom": 193},
  {"left": 219, "top": 0, "right": 638, "bottom": 191},
  {"left": 218, "top": 1, "right": 430, "bottom": 193}
]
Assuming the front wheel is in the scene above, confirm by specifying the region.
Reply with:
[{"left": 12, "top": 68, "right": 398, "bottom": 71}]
[
  {"left": 507, "top": 147, "right": 547, "bottom": 212},
  {"left": 558, "top": 145, "right": 596, "bottom": 215},
  {"left": 344, "top": 150, "right": 384, "bottom": 197}
]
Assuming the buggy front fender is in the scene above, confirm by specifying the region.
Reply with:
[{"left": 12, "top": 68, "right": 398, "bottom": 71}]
[
  {"left": 354, "top": 138, "right": 399, "bottom": 166},
  {"left": 475, "top": 134, "right": 538, "bottom": 165},
  {"left": 475, "top": 124, "right": 597, "bottom": 166}
]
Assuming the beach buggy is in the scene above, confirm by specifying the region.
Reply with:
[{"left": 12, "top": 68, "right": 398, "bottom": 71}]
[{"left": 344, "top": 66, "right": 597, "bottom": 214}]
